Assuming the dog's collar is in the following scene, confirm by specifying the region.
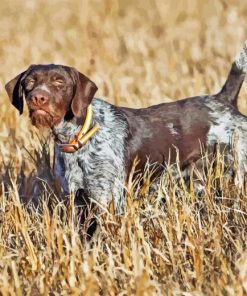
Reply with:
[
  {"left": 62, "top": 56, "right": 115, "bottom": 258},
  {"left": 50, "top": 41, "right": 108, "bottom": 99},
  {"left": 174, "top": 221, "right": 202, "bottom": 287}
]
[{"left": 56, "top": 104, "right": 100, "bottom": 153}]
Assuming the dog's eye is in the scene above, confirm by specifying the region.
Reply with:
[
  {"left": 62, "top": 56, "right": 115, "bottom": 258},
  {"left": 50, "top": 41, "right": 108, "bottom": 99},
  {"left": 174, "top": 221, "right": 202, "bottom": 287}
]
[
  {"left": 25, "top": 79, "right": 35, "bottom": 90},
  {"left": 53, "top": 80, "right": 64, "bottom": 87}
]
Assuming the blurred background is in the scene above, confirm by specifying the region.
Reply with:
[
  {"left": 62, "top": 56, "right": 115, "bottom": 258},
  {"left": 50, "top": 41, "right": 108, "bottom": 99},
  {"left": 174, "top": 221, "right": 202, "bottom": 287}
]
[
  {"left": 1, "top": 0, "right": 247, "bottom": 166},
  {"left": 1, "top": 2, "right": 247, "bottom": 292}
]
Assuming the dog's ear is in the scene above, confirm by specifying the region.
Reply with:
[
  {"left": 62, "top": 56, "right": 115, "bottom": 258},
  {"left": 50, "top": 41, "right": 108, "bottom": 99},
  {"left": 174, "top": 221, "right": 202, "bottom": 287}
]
[
  {"left": 67, "top": 67, "right": 98, "bottom": 118},
  {"left": 5, "top": 65, "right": 35, "bottom": 114}
]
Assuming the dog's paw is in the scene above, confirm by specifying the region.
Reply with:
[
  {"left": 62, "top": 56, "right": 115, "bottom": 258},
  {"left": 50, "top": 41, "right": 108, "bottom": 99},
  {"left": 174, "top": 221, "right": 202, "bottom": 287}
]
[{"left": 235, "top": 41, "right": 247, "bottom": 73}]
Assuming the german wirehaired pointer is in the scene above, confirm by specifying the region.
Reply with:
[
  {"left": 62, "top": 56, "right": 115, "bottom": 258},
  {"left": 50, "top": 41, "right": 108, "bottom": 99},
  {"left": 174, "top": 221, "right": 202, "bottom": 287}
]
[{"left": 5, "top": 42, "right": 247, "bottom": 213}]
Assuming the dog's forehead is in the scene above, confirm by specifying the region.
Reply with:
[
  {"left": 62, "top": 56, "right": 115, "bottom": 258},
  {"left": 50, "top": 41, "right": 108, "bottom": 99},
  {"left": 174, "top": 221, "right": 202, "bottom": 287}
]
[{"left": 27, "top": 64, "right": 71, "bottom": 80}]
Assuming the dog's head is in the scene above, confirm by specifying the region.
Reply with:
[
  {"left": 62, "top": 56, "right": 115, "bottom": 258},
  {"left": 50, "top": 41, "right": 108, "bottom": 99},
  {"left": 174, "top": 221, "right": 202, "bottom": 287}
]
[{"left": 5, "top": 64, "right": 98, "bottom": 128}]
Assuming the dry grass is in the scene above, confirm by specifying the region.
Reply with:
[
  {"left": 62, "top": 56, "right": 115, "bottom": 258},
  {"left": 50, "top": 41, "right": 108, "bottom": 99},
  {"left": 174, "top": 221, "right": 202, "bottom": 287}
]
[{"left": 1, "top": 0, "right": 247, "bottom": 294}]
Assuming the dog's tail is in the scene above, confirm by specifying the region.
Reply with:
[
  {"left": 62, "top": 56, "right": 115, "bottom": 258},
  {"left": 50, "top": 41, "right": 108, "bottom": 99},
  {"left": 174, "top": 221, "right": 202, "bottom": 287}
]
[{"left": 218, "top": 41, "right": 247, "bottom": 107}]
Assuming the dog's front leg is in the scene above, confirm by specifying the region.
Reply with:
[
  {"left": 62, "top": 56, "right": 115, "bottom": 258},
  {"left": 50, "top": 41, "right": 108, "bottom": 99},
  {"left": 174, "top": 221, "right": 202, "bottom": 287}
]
[
  {"left": 53, "top": 145, "right": 70, "bottom": 198},
  {"left": 82, "top": 173, "right": 125, "bottom": 215}
]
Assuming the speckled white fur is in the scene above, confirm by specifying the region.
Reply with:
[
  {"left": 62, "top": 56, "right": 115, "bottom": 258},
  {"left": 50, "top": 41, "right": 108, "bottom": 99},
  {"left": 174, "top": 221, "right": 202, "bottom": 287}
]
[
  {"left": 53, "top": 98, "right": 128, "bottom": 214},
  {"left": 166, "top": 123, "right": 179, "bottom": 136},
  {"left": 206, "top": 100, "right": 247, "bottom": 188}
]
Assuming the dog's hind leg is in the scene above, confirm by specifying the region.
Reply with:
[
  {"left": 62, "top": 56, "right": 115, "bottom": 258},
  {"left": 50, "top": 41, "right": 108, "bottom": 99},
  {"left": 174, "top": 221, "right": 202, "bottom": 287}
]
[{"left": 232, "top": 133, "right": 247, "bottom": 190}]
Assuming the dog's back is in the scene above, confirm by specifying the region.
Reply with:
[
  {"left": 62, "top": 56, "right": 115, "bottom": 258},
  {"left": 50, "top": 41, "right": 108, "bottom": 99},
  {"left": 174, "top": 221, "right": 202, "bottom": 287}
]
[{"left": 119, "top": 42, "right": 247, "bottom": 177}]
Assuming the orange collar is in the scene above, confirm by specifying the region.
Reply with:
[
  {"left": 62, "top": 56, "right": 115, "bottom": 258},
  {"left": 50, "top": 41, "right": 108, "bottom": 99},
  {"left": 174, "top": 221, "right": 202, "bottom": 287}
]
[{"left": 56, "top": 105, "right": 100, "bottom": 153}]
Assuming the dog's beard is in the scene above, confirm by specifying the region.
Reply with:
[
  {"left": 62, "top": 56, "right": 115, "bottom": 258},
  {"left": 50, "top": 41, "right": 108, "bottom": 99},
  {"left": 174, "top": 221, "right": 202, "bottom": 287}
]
[{"left": 30, "top": 109, "right": 55, "bottom": 128}]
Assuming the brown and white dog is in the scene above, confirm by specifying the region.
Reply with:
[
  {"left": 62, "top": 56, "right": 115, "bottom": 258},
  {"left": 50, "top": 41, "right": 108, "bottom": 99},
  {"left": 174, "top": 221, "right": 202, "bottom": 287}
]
[{"left": 5, "top": 42, "right": 247, "bottom": 213}]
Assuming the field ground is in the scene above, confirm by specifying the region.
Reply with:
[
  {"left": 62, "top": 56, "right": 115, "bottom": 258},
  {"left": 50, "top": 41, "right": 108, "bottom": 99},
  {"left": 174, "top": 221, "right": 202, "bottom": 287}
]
[{"left": 1, "top": 0, "right": 247, "bottom": 295}]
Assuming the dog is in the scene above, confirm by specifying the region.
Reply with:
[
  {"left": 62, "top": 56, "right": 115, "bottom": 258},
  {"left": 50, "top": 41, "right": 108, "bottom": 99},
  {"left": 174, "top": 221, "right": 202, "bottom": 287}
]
[{"left": 5, "top": 42, "right": 247, "bottom": 214}]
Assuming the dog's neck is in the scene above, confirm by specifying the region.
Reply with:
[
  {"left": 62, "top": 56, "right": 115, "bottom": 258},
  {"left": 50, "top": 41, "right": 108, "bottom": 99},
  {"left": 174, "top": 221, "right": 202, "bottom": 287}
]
[
  {"left": 51, "top": 102, "right": 96, "bottom": 144},
  {"left": 51, "top": 115, "right": 83, "bottom": 144},
  {"left": 51, "top": 98, "right": 125, "bottom": 145}
]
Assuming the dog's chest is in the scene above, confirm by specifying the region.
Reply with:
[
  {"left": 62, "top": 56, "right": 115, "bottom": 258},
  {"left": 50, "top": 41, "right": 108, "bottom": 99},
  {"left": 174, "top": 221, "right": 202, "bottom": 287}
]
[
  {"left": 53, "top": 126, "right": 127, "bottom": 196},
  {"left": 52, "top": 99, "right": 129, "bottom": 199},
  {"left": 53, "top": 133, "right": 104, "bottom": 194},
  {"left": 54, "top": 144, "right": 92, "bottom": 193}
]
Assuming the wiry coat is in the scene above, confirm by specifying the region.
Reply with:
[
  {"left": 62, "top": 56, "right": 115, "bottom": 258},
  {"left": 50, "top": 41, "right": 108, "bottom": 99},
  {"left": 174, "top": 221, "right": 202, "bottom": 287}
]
[{"left": 4, "top": 42, "right": 247, "bottom": 213}]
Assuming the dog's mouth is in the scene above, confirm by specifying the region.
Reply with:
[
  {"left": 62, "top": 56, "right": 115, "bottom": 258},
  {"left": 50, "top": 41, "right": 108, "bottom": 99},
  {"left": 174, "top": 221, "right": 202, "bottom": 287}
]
[
  {"left": 29, "top": 108, "right": 58, "bottom": 128},
  {"left": 33, "top": 109, "right": 49, "bottom": 116}
]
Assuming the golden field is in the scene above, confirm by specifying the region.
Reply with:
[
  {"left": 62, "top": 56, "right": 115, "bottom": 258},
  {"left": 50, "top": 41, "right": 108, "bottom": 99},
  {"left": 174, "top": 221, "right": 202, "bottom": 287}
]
[{"left": 1, "top": 0, "right": 247, "bottom": 294}]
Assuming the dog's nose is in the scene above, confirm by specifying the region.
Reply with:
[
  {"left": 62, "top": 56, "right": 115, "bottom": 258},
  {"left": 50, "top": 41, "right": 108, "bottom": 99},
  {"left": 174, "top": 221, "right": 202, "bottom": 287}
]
[{"left": 31, "top": 93, "right": 49, "bottom": 105}]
